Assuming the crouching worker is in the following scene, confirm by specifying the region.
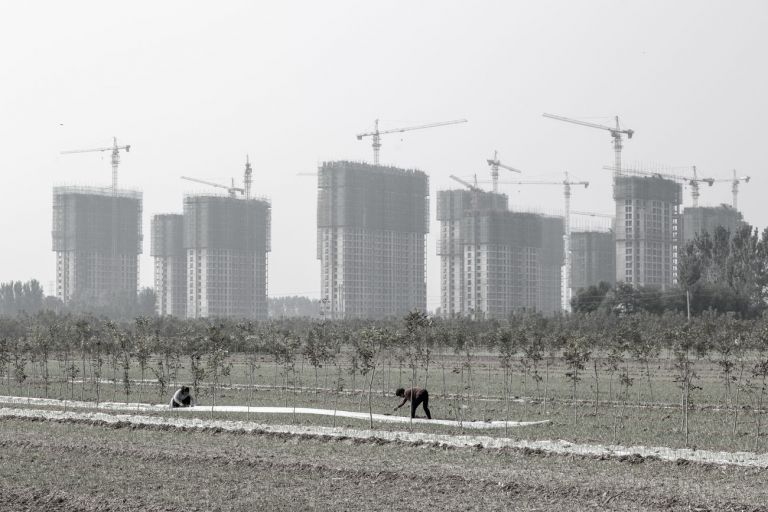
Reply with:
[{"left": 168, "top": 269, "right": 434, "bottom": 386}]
[
  {"left": 169, "top": 386, "right": 195, "bottom": 408},
  {"left": 394, "top": 387, "right": 431, "bottom": 419}
]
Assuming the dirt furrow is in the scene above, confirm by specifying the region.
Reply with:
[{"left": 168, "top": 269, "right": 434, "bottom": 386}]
[{"left": 1, "top": 434, "right": 761, "bottom": 512}]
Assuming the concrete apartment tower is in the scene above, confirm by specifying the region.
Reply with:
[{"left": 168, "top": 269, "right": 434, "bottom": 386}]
[
  {"left": 52, "top": 186, "right": 143, "bottom": 306},
  {"left": 614, "top": 176, "right": 682, "bottom": 289},
  {"left": 437, "top": 189, "right": 564, "bottom": 318},
  {"left": 681, "top": 205, "right": 744, "bottom": 245},
  {"left": 317, "top": 161, "right": 429, "bottom": 319},
  {"left": 183, "top": 195, "right": 271, "bottom": 319},
  {"left": 570, "top": 230, "right": 616, "bottom": 297},
  {"left": 151, "top": 214, "right": 186, "bottom": 317}
]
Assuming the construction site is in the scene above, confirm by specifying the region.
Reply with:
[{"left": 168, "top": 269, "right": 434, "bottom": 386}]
[
  {"left": 182, "top": 195, "right": 271, "bottom": 319},
  {"left": 151, "top": 159, "right": 272, "bottom": 320},
  {"left": 436, "top": 186, "right": 565, "bottom": 319},
  {"left": 570, "top": 230, "right": 616, "bottom": 296},
  {"left": 681, "top": 205, "right": 744, "bottom": 245},
  {"left": 613, "top": 175, "right": 682, "bottom": 289},
  {"left": 150, "top": 214, "right": 185, "bottom": 317},
  {"left": 52, "top": 185, "right": 143, "bottom": 307},
  {"left": 317, "top": 161, "right": 429, "bottom": 319},
  {"left": 51, "top": 116, "right": 753, "bottom": 321},
  {"left": 679, "top": 170, "right": 749, "bottom": 245}
]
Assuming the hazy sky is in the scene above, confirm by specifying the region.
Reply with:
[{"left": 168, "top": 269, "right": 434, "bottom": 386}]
[{"left": 1, "top": 1, "right": 766, "bottom": 311}]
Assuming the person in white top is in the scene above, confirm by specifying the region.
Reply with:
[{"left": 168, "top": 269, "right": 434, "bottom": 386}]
[{"left": 169, "top": 386, "right": 195, "bottom": 408}]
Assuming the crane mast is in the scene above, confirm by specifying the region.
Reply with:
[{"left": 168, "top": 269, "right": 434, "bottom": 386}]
[
  {"left": 689, "top": 166, "right": 715, "bottom": 207},
  {"left": 731, "top": 170, "right": 750, "bottom": 210},
  {"left": 356, "top": 118, "right": 467, "bottom": 164},
  {"left": 244, "top": 155, "right": 253, "bottom": 199},
  {"left": 61, "top": 136, "right": 131, "bottom": 193}
]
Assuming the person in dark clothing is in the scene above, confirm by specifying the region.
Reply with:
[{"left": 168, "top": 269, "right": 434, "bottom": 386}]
[
  {"left": 394, "top": 387, "right": 431, "bottom": 419},
  {"left": 169, "top": 386, "right": 194, "bottom": 408}
]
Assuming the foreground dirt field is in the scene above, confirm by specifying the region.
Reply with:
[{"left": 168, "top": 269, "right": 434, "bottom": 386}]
[{"left": 1, "top": 416, "right": 767, "bottom": 511}]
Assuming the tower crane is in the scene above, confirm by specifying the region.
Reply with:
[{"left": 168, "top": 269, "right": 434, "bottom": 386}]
[
  {"left": 449, "top": 174, "right": 482, "bottom": 192},
  {"left": 705, "top": 170, "right": 750, "bottom": 211},
  {"left": 449, "top": 174, "right": 483, "bottom": 209},
  {"left": 602, "top": 165, "right": 715, "bottom": 207},
  {"left": 543, "top": 113, "right": 634, "bottom": 179},
  {"left": 356, "top": 118, "right": 467, "bottom": 165},
  {"left": 485, "top": 151, "right": 522, "bottom": 193},
  {"left": 61, "top": 136, "right": 130, "bottom": 192},
  {"left": 485, "top": 173, "right": 589, "bottom": 311},
  {"left": 571, "top": 210, "right": 614, "bottom": 218},
  {"left": 181, "top": 176, "right": 244, "bottom": 198},
  {"left": 689, "top": 166, "right": 715, "bottom": 207}
]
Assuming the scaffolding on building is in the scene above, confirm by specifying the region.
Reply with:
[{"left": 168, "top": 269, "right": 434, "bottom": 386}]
[
  {"left": 436, "top": 188, "right": 564, "bottom": 318},
  {"left": 317, "top": 161, "right": 429, "bottom": 319},
  {"left": 51, "top": 185, "right": 143, "bottom": 305},
  {"left": 614, "top": 175, "right": 682, "bottom": 289},
  {"left": 183, "top": 194, "right": 272, "bottom": 320}
]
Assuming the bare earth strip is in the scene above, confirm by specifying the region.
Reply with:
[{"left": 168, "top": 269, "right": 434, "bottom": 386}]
[
  {"left": 2, "top": 402, "right": 768, "bottom": 469},
  {"left": 0, "top": 395, "right": 547, "bottom": 429},
  {"left": 0, "top": 414, "right": 765, "bottom": 511}
]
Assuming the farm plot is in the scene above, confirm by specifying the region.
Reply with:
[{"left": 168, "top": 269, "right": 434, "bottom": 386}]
[
  {"left": 6, "top": 349, "right": 768, "bottom": 453},
  {"left": 1, "top": 405, "right": 767, "bottom": 468},
  {"left": 5, "top": 312, "right": 768, "bottom": 453},
  {"left": 0, "top": 412, "right": 766, "bottom": 511}
]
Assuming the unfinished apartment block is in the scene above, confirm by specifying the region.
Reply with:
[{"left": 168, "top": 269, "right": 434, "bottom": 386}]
[
  {"left": 570, "top": 230, "right": 616, "bottom": 297},
  {"left": 437, "top": 189, "right": 564, "bottom": 318},
  {"left": 184, "top": 195, "right": 271, "bottom": 319},
  {"left": 614, "top": 176, "right": 681, "bottom": 289},
  {"left": 317, "top": 161, "right": 428, "bottom": 319},
  {"left": 681, "top": 205, "right": 744, "bottom": 245},
  {"left": 52, "top": 186, "right": 143, "bottom": 306},
  {"left": 150, "top": 214, "right": 186, "bottom": 317}
]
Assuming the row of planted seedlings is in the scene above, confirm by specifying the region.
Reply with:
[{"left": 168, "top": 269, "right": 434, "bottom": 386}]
[{"left": 2, "top": 310, "right": 768, "bottom": 448}]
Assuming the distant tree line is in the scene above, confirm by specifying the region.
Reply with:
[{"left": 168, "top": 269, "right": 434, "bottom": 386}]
[
  {"left": 268, "top": 296, "right": 321, "bottom": 319},
  {"left": 0, "top": 280, "right": 155, "bottom": 320},
  {"left": 572, "top": 224, "right": 768, "bottom": 318},
  {"left": 0, "top": 281, "right": 45, "bottom": 315}
]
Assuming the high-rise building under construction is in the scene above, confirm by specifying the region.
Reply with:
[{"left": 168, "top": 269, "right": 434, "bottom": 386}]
[
  {"left": 183, "top": 195, "right": 271, "bottom": 319},
  {"left": 150, "top": 214, "right": 186, "bottom": 317},
  {"left": 437, "top": 189, "right": 564, "bottom": 318},
  {"left": 570, "top": 230, "right": 615, "bottom": 297},
  {"left": 614, "top": 176, "right": 682, "bottom": 289},
  {"left": 52, "top": 186, "right": 143, "bottom": 306},
  {"left": 681, "top": 205, "right": 744, "bottom": 245},
  {"left": 317, "top": 161, "right": 429, "bottom": 319}
]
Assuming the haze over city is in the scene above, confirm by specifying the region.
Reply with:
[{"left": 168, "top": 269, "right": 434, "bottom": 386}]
[{"left": 1, "top": 1, "right": 766, "bottom": 312}]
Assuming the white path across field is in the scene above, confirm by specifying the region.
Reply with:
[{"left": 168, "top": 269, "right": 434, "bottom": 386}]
[
  {"left": 1, "top": 405, "right": 767, "bottom": 469},
  {"left": 0, "top": 396, "right": 548, "bottom": 429}
]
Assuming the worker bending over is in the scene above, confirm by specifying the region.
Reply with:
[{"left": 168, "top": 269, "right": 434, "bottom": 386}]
[
  {"left": 394, "top": 387, "right": 431, "bottom": 419},
  {"left": 169, "top": 386, "right": 195, "bottom": 408}
]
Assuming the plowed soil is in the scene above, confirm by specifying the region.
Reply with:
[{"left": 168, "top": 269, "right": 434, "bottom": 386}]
[{"left": 0, "top": 416, "right": 766, "bottom": 511}]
